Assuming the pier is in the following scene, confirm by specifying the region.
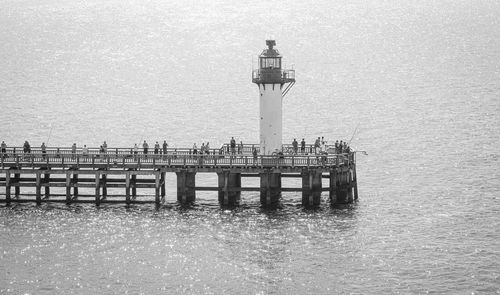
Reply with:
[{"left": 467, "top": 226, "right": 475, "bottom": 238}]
[
  {"left": 0, "top": 40, "right": 361, "bottom": 208},
  {"left": 0, "top": 144, "right": 358, "bottom": 208}
]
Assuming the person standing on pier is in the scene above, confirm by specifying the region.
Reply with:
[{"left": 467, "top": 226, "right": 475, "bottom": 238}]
[
  {"left": 292, "top": 138, "right": 298, "bottom": 154},
  {"left": 335, "top": 140, "right": 339, "bottom": 154},
  {"left": 133, "top": 143, "right": 138, "bottom": 160},
  {"left": 41, "top": 142, "right": 47, "bottom": 159},
  {"left": 162, "top": 140, "right": 168, "bottom": 155},
  {"left": 82, "top": 145, "right": 89, "bottom": 162},
  {"left": 230, "top": 137, "right": 236, "bottom": 155},
  {"left": 238, "top": 141, "right": 243, "bottom": 155},
  {"left": 71, "top": 143, "right": 77, "bottom": 159},
  {"left": 154, "top": 141, "right": 160, "bottom": 155},
  {"left": 99, "top": 145, "right": 105, "bottom": 161},
  {"left": 252, "top": 147, "right": 258, "bottom": 165},
  {"left": 205, "top": 142, "right": 210, "bottom": 154},
  {"left": 1, "top": 141, "right": 6, "bottom": 159},
  {"left": 103, "top": 141, "right": 108, "bottom": 154},
  {"left": 23, "top": 141, "right": 28, "bottom": 155},
  {"left": 301, "top": 138, "right": 305, "bottom": 154},
  {"left": 193, "top": 143, "right": 198, "bottom": 156},
  {"left": 314, "top": 137, "right": 320, "bottom": 154},
  {"left": 23, "top": 141, "right": 31, "bottom": 159},
  {"left": 143, "top": 140, "right": 148, "bottom": 157}
]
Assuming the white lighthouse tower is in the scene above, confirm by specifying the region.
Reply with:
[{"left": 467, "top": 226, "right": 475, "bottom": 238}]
[{"left": 252, "top": 40, "right": 295, "bottom": 155}]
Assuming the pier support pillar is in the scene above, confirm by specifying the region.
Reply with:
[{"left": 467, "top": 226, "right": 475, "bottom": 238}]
[
  {"left": 65, "top": 171, "right": 71, "bottom": 204},
  {"left": 353, "top": 164, "right": 358, "bottom": 201},
  {"left": 35, "top": 171, "right": 42, "bottom": 205},
  {"left": 101, "top": 173, "right": 107, "bottom": 199},
  {"left": 14, "top": 172, "right": 20, "bottom": 197},
  {"left": 176, "top": 170, "right": 196, "bottom": 204},
  {"left": 260, "top": 172, "right": 281, "bottom": 207},
  {"left": 131, "top": 174, "right": 137, "bottom": 198},
  {"left": 5, "top": 172, "right": 11, "bottom": 204},
  {"left": 72, "top": 171, "right": 79, "bottom": 197},
  {"left": 217, "top": 171, "right": 241, "bottom": 206},
  {"left": 155, "top": 171, "right": 160, "bottom": 205},
  {"left": 160, "top": 172, "right": 166, "bottom": 200},
  {"left": 95, "top": 171, "right": 101, "bottom": 206},
  {"left": 44, "top": 171, "right": 50, "bottom": 199},
  {"left": 330, "top": 168, "right": 352, "bottom": 205},
  {"left": 301, "top": 170, "right": 322, "bottom": 207},
  {"left": 125, "top": 171, "right": 131, "bottom": 205}
]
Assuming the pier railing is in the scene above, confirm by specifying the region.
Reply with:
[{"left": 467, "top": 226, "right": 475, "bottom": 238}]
[{"left": 0, "top": 147, "right": 354, "bottom": 170}]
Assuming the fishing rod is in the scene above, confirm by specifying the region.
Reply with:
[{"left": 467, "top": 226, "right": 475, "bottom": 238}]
[
  {"left": 46, "top": 124, "right": 54, "bottom": 146},
  {"left": 348, "top": 122, "right": 361, "bottom": 145},
  {"left": 137, "top": 125, "right": 147, "bottom": 146}
]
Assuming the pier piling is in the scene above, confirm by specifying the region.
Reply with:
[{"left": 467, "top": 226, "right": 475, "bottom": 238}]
[
  {"left": 260, "top": 171, "right": 281, "bottom": 207},
  {"left": 217, "top": 171, "right": 241, "bottom": 206},
  {"left": 302, "top": 170, "right": 322, "bottom": 207},
  {"left": 176, "top": 170, "right": 196, "bottom": 204}
]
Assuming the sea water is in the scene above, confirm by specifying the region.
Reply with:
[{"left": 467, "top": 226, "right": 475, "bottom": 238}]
[{"left": 1, "top": 0, "right": 499, "bottom": 293}]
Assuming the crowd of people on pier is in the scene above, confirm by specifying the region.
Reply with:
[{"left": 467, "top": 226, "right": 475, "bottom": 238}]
[
  {"left": 288, "top": 137, "right": 351, "bottom": 155},
  {"left": 1, "top": 136, "right": 353, "bottom": 162}
]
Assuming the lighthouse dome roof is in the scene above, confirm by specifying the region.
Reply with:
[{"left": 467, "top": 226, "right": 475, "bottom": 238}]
[{"left": 259, "top": 40, "right": 282, "bottom": 57}]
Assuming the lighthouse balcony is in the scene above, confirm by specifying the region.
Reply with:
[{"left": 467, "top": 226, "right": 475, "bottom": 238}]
[{"left": 252, "top": 69, "right": 295, "bottom": 84}]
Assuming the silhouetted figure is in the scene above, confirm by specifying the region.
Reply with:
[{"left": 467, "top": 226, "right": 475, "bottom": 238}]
[
  {"left": 230, "top": 137, "right": 236, "bottom": 155},
  {"left": 162, "top": 140, "right": 168, "bottom": 155},
  {"left": 41, "top": 142, "right": 46, "bottom": 159}
]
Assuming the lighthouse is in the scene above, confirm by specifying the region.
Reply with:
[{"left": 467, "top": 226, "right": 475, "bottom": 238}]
[{"left": 252, "top": 40, "right": 295, "bottom": 155}]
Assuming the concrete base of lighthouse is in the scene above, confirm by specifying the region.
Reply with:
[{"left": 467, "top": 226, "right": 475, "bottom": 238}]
[
  {"left": 260, "top": 171, "right": 281, "bottom": 207},
  {"left": 217, "top": 171, "right": 241, "bottom": 206}
]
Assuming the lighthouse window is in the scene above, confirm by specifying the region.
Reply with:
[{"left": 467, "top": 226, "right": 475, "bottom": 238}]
[{"left": 260, "top": 58, "right": 281, "bottom": 69}]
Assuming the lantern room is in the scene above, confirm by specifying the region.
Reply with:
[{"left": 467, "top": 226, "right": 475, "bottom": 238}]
[
  {"left": 259, "top": 40, "right": 282, "bottom": 69},
  {"left": 252, "top": 40, "right": 295, "bottom": 87}
]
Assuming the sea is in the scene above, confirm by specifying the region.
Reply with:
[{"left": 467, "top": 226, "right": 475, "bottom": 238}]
[{"left": 1, "top": 0, "right": 499, "bottom": 294}]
